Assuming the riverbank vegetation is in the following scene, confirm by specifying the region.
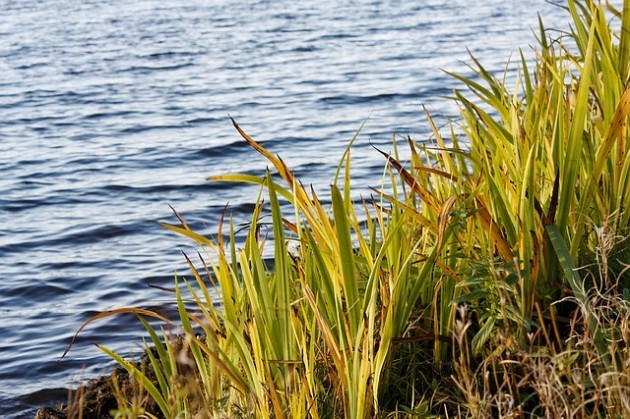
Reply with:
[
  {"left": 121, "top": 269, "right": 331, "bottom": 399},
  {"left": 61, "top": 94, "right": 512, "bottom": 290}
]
[{"left": 63, "top": 0, "right": 629, "bottom": 417}]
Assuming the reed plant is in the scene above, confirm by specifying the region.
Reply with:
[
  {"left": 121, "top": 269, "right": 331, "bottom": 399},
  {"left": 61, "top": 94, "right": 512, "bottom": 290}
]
[{"left": 64, "top": 0, "right": 629, "bottom": 417}]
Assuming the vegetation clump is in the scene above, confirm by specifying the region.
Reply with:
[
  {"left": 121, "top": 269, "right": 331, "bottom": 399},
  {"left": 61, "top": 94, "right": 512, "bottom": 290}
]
[{"left": 58, "top": 0, "right": 630, "bottom": 417}]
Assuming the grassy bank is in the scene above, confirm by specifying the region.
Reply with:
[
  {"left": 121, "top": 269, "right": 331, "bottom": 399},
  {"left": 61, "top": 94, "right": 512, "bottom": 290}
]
[{"left": 66, "top": 0, "right": 629, "bottom": 417}]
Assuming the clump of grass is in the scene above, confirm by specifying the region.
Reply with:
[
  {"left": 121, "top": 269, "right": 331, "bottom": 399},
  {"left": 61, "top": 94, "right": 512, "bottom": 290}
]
[
  {"left": 445, "top": 223, "right": 630, "bottom": 418},
  {"left": 63, "top": 0, "right": 630, "bottom": 417}
]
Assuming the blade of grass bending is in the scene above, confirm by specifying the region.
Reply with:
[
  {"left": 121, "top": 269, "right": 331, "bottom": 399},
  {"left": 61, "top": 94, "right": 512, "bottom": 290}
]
[
  {"left": 98, "top": 344, "right": 170, "bottom": 418},
  {"left": 545, "top": 225, "right": 585, "bottom": 304},
  {"left": 557, "top": 16, "right": 597, "bottom": 235},
  {"left": 373, "top": 146, "right": 440, "bottom": 213},
  {"left": 138, "top": 317, "right": 172, "bottom": 391},
  {"left": 209, "top": 173, "right": 295, "bottom": 203},
  {"left": 182, "top": 253, "right": 216, "bottom": 320},
  {"left": 141, "top": 337, "right": 170, "bottom": 405},
  {"left": 520, "top": 49, "right": 534, "bottom": 106},
  {"left": 303, "top": 227, "right": 341, "bottom": 332},
  {"left": 63, "top": 308, "right": 172, "bottom": 358},
  {"left": 445, "top": 68, "right": 504, "bottom": 117},
  {"left": 175, "top": 278, "right": 212, "bottom": 393},
  {"left": 168, "top": 205, "right": 190, "bottom": 231},
  {"left": 331, "top": 184, "right": 361, "bottom": 335},
  {"left": 230, "top": 117, "right": 291, "bottom": 182},
  {"left": 159, "top": 222, "right": 215, "bottom": 248},
  {"left": 230, "top": 117, "right": 313, "bottom": 213}
]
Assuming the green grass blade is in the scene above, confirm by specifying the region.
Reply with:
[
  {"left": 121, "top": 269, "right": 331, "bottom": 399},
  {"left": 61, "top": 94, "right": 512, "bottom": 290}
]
[
  {"left": 545, "top": 225, "right": 585, "bottom": 304},
  {"left": 98, "top": 344, "right": 171, "bottom": 418},
  {"left": 331, "top": 184, "right": 360, "bottom": 334},
  {"left": 557, "top": 15, "right": 597, "bottom": 235},
  {"left": 209, "top": 173, "right": 295, "bottom": 203}
]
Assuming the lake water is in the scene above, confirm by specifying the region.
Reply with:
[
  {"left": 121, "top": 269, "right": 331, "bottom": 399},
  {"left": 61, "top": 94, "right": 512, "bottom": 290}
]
[{"left": 1, "top": 0, "right": 571, "bottom": 416}]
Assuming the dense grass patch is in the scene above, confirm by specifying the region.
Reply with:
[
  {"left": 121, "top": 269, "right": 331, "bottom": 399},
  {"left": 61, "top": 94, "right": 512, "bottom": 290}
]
[{"left": 66, "top": 0, "right": 629, "bottom": 417}]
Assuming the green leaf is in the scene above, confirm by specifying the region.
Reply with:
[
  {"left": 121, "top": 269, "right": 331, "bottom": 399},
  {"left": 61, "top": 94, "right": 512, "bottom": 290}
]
[
  {"left": 472, "top": 317, "right": 496, "bottom": 355},
  {"left": 452, "top": 290, "right": 490, "bottom": 304},
  {"left": 331, "top": 184, "right": 360, "bottom": 334},
  {"left": 545, "top": 224, "right": 585, "bottom": 304}
]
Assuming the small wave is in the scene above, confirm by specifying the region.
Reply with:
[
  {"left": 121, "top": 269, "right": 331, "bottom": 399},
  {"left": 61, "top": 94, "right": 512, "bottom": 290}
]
[
  {"left": 118, "top": 124, "right": 184, "bottom": 134},
  {"left": 121, "top": 62, "right": 195, "bottom": 73},
  {"left": 0, "top": 222, "right": 144, "bottom": 254},
  {"left": 185, "top": 116, "right": 221, "bottom": 125},
  {"left": 102, "top": 182, "right": 213, "bottom": 195},
  {"left": 142, "top": 51, "right": 201, "bottom": 60},
  {"left": 193, "top": 140, "right": 251, "bottom": 157},
  {"left": 1, "top": 283, "right": 71, "bottom": 301},
  {"left": 82, "top": 109, "right": 140, "bottom": 120},
  {"left": 0, "top": 196, "right": 96, "bottom": 213},
  {"left": 292, "top": 45, "right": 318, "bottom": 53},
  {"left": 318, "top": 92, "right": 418, "bottom": 105}
]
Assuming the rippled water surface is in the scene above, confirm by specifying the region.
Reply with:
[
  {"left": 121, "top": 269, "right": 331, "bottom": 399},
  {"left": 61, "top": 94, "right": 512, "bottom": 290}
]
[{"left": 1, "top": 0, "right": 571, "bottom": 416}]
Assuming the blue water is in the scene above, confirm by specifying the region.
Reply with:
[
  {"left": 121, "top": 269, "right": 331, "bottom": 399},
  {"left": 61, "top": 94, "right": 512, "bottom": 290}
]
[{"left": 0, "top": 0, "right": 571, "bottom": 416}]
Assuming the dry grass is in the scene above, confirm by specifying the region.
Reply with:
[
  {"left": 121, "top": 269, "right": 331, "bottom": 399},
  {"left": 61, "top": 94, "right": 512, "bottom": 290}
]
[{"left": 443, "top": 224, "right": 630, "bottom": 418}]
